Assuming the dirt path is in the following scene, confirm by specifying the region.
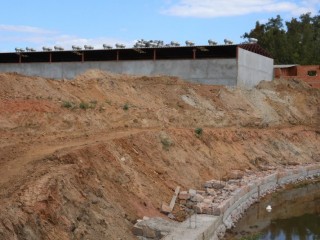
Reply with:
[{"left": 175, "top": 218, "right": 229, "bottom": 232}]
[{"left": 0, "top": 127, "right": 161, "bottom": 185}]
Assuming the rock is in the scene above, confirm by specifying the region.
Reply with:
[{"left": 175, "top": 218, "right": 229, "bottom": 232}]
[
  {"left": 194, "top": 203, "right": 204, "bottom": 214},
  {"left": 211, "top": 180, "right": 225, "bottom": 189},
  {"left": 191, "top": 194, "right": 204, "bottom": 203},
  {"left": 225, "top": 184, "right": 238, "bottom": 192},
  {"left": 178, "top": 191, "right": 190, "bottom": 200},
  {"left": 196, "top": 190, "right": 206, "bottom": 195},
  {"left": 186, "top": 201, "right": 195, "bottom": 208},
  {"left": 217, "top": 225, "right": 227, "bottom": 238},
  {"left": 194, "top": 202, "right": 211, "bottom": 214},
  {"left": 141, "top": 225, "right": 157, "bottom": 238},
  {"left": 188, "top": 189, "right": 197, "bottom": 196},
  {"left": 202, "top": 204, "right": 213, "bottom": 214},
  {"left": 134, "top": 217, "right": 177, "bottom": 238},
  {"left": 179, "top": 199, "right": 187, "bottom": 204},
  {"left": 203, "top": 197, "right": 213, "bottom": 204},
  {"left": 204, "top": 181, "right": 213, "bottom": 188},
  {"left": 132, "top": 224, "right": 143, "bottom": 236},
  {"left": 91, "top": 198, "right": 99, "bottom": 204},
  {"left": 228, "top": 179, "right": 240, "bottom": 185},
  {"left": 161, "top": 203, "right": 171, "bottom": 214},
  {"left": 206, "top": 188, "right": 216, "bottom": 196}
]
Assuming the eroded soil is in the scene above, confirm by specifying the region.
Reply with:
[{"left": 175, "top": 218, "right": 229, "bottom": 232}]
[{"left": 0, "top": 70, "right": 319, "bottom": 239}]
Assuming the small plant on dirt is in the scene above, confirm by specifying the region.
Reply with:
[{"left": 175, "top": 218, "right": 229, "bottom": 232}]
[
  {"left": 79, "top": 102, "right": 89, "bottom": 110},
  {"left": 161, "top": 138, "right": 173, "bottom": 151},
  {"left": 62, "top": 101, "right": 73, "bottom": 108},
  {"left": 195, "top": 127, "right": 203, "bottom": 137},
  {"left": 89, "top": 100, "right": 98, "bottom": 109},
  {"left": 123, "top": 103, "right": 129, "bottom": 111}
]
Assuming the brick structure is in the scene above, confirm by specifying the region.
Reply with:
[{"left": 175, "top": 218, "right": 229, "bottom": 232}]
[{"left": 274, "top": 65, "right": 320, "bottom": 88}]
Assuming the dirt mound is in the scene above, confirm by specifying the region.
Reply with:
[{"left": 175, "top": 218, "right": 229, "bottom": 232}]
[
  {"left": 258, "top": 77, "right": 311, "bottom": 89},
  {"left": 74, "top": 69, "right": 135, "bottom": 82},
  {"left": 0, "top": 70, "right": 319, "bottom": 239}
]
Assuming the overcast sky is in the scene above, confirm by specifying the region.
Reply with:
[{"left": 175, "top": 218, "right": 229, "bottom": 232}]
[{"left": 0, "top": 0, "right": 319, "bottom": 52}]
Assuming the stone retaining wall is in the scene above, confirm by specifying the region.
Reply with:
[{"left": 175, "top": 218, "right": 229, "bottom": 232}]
[
  {"left": 209, "top": 164, "right": 320, "bottom": 240},
  {"left": 137, "top": 164, "right": 320, "bottom": 240}
]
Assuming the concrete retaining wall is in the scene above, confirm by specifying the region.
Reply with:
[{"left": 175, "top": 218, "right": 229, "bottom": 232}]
[
  {"left": 237, "top": 48, "right": 274, "bottom": 89},
  {"left": 163, "top": 164, "right": 320, "bottom": 240},
  {"left": 0, "top": 59, "right": 238, "bottom": 86}
]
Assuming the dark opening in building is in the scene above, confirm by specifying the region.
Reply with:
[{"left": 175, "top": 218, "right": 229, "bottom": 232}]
[{"left": 307, "top": 70, "right": 317, "bottom": 76}]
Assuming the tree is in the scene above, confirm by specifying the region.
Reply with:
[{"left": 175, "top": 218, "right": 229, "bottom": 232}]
[{"left": 243, "top": 12, "right": 320, "bottom": 64}]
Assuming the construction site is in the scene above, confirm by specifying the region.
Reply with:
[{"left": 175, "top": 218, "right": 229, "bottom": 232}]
[{"left": 0, "top": 41, "right": 319, "bottom": 239}]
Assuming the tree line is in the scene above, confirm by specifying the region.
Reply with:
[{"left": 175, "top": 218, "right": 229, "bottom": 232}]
[{"left": 243, "top": 12, "right": 320, "bottom": 64}]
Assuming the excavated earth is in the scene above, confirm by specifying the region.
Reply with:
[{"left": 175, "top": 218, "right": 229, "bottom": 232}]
[{"left": 0, "top": 70, "right": 319, "bottom": 240}]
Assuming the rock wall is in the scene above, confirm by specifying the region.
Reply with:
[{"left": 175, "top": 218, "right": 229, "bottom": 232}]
[{"left": 136, "top": 164, "right": 320, "bottom": 240}]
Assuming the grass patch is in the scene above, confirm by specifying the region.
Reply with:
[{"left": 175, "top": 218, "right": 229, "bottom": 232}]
[
  {"left": 62, "top": 101, "right": 73, "bottom": 108},
  {"left": 62, "top": 100, "right": 98, "bottom": 110},
  {"left": 79, "top": 100, "right": 98, "bottom": 110},
  {"left": 195, "top": 127, "right": 203, "bottom": 137},
  {"left": 123, "top": 103, "right": 129, "bottom": 111},
  {"left": 79, "top": 102, "right": 90, "bottom": 110}
]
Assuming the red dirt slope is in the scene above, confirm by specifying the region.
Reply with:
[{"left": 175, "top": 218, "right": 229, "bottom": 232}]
[{"left": 0, "top": 70, "right": 319, "bottom": 239}]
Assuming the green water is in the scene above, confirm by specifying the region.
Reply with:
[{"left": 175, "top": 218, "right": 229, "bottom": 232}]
[{"left": 225, "top": 180, "right": 320, "bottom": 240}]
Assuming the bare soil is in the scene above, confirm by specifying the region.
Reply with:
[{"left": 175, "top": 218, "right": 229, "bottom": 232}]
[{"left": 0, "top": 70, "right": 319, "bottom": 239}]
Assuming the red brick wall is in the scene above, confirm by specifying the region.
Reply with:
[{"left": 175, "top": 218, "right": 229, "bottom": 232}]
[
  {"left": 274, "top": 67, "right": 297, "bottom": 78},
  {"left": 296, "top": 65, "right": 319, "bottom": 76},
  {"left": 274, "top": 65, "right": 320, "bottom": 89}
]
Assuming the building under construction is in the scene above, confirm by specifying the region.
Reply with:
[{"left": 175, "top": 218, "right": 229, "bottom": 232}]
[
  {"left": 274, "top": 64, "right": 320, "bottom": 88},
  {"left": 0, "top": 43, "right": 274, "bottom": 89}
]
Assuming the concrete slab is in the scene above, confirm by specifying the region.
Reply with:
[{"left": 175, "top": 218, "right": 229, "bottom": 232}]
[{"left": 163, "top": 215, "right": 221, "bottom": 240}]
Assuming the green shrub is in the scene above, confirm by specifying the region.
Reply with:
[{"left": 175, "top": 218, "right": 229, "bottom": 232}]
[
  {"left": 195, "top": 127, "right": 203, "bottom": 137},
  {"left": 79, "top": 102, "right": 89, "bottom": 110},
  {"left": 123, "top": 103, "right": 129, "bottom": 111},
  {"left": 62, "top": 101, "right": 73, "bottom": 108}
]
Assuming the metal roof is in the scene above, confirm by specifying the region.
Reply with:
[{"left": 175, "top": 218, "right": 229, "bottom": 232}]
[
  {"left": 0, "top": 44, "right": 272, "bottom": 64},
  {"left": 274, "top": 64, "right": 299, "bottom": 68}
]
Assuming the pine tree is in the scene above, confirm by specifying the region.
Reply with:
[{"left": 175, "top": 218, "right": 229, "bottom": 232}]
[{"left": 243, "top": 12, "right": 320, "bottom": 64}]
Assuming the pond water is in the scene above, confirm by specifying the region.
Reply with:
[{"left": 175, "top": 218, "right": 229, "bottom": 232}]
[{"left": 224, "top": 179, "right": 320, "bottom": 240}]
